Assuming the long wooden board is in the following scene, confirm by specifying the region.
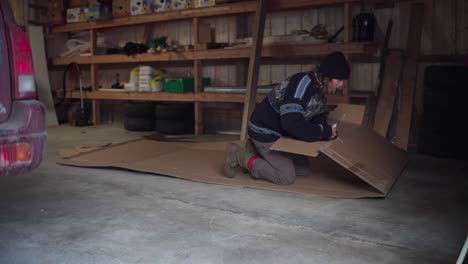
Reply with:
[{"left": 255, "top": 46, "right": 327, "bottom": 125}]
[
  {"left": 373, "top": 50, "right": 403, "bottom": 137},
  {"left": 51, "top": 43, "right": 377, "bottom": 66},
  {"left": 394, "top": 3, "right": 424, "bottom": 150},
  {"left": 240, "top": 0, "right": 267, "bottom": 141}
]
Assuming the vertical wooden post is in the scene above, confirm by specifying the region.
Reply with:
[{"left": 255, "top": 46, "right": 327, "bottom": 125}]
[
  {"left": 343, "top": 2, "right": 350, "bottom": 43},
  {"left": 394, "top": 3, "right": 424, "bottom": 150},
  {"left": 193, "top": 17, "right": 203, "bottom": 135},
  {"left": 373, "top": 50, "right": 404, "bottom": 137},
  {"left": 90, "top": 29, "right": 100, "bottom": 125},
  {"left": 240, "top": 0, "right": 267, "bottom": 141},
  {"left": 341, "top": 2, "right": 351, "bottom": 101}
]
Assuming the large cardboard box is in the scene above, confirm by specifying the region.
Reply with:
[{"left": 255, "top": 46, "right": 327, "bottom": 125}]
[
  {"left": 48, "top": 0, "right": 66, "bottom": 25},
  {"left": 84, "top": 5, "right": 112, "bottom": 20},
  {"left": 113, "top": 0, "right": 131, "bottom": 17},
  {"left": 68, "top": 0, "right": 88, "bottom": 8},
  {"left": 194, "top": 0, "right": 215, "bottom": 8},
  {"left": 66, "top": 7, "right": 86, "bottom": 23},
  {"left": 150, "top": 0, "right": 172, "bottom": 13},
  {"left": 60, "top": 104, "right": 408, "bottom": 198},
  {"left": 130, "top": 0, "right": 150, "bottom": 15},
  {"left": 171, "top": 0, "right": 193, "bottom": 10}
]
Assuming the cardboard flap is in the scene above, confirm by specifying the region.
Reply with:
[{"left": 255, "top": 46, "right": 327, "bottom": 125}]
[
  {"left": 270, "top": 138, "right": 329, "bottom": 157},
  {"left": 324, "top": 123, "right": 408, "bottom": 194},
  {"left": 328, "top": 104, "right": 365, "bottom": 125},
  {"left": 272, "top": 123, "right": 408, "bottom": 195}
]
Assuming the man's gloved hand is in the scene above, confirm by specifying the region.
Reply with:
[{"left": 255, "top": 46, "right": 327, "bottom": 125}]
[{"left": 330, "top": 124, "right": 338, "bottom": 139}]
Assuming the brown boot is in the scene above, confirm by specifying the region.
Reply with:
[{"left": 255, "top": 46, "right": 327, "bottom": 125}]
[{"left": 223, "top": 143, "right": 254, "bottom": 178}]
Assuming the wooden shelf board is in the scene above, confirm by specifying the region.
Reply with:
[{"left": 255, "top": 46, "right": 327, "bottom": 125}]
[
  {"left": 67, "top": 90, "right": 349, "bottom": 104},
  {"left": 196, "top": 92, "right": 266, "bottom": 103},
  {"left": 51, "top": 43, "right": 376, "bottom": 66},
  {"left": 69, "top": 91, "right": 195, "bottom": 101},
  {"left": 50, "top": 2, "right": 257, "bottom": 33},
  {"left": 50, "top": 0, "right": 390, "bottom": 33}
]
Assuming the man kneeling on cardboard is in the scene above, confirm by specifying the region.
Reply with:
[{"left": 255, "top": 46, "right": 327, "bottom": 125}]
[{"left": 223, "top": 51, "right": 350, "bottom": 185}]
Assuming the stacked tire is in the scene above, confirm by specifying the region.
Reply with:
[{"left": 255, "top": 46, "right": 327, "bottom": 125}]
[
  {"left": 155, "top": 103, "right": 194, "bottom": 134},
  {"left": 418, "top": 65, "right": 468, "bottom": 159},
  {"left": 124, "top": 101, "right": 155, "bottom": 131}
]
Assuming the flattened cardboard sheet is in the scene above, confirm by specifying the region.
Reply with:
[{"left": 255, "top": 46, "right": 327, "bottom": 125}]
[
  {"left": 60, "top": 104, "right": 407, "bottom": 198},
  {"left": 60, "top": 139, "right": 385, "bottom": 198}
]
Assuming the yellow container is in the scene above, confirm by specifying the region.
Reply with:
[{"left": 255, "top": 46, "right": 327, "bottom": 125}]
[
  {"left": 194, "top": 0, "right": 215, "bottom": 8},
  {"left": 171, "top": 0, "right": 192, "bottom": 10}
]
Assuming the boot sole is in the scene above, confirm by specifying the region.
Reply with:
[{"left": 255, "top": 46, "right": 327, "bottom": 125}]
[{"left": 223, "top": 143, "right": 239, "bottom": 178}]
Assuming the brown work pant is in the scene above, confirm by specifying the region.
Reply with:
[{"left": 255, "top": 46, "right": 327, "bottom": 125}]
[{"left": 250, "top": 139, "right": 310, "bottom": 185}]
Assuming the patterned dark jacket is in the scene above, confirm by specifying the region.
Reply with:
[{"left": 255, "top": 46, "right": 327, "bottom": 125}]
[{"left": 248, "top": 71, "right": 332, "bottom": 143}]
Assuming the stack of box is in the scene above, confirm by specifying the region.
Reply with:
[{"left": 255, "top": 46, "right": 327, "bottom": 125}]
[
  {"left": 48, "top": 0, "right": 66, "bottom": 25},
  {"left": 194, "top": 0, "right": 215, "bottom": 8},
  {"left": 130, "top": 0, "right": 150, "bottom": 15},
  {"left": 113, "top": 0, "right": 131, "bottom": 17},
  {"left": 138, "top": 66, "right": 154, "bottom": 92},
  {"left": 124, "top": 67, "right": 139, "bottom": 91},
  {"left": 150, "top": 0, "right": 172, "bottom": 13},
  {"left": 68, "top": 0, "right": 88, "bottom": 7},
  {"left": 66, "top": 0, "right": 112, "bottom": 23},
  {"left": 84, "top": 5, "right": 112, "bottom": 20},
  {"left": 171, "top": 0, "right": 192, "bottom": 10}
]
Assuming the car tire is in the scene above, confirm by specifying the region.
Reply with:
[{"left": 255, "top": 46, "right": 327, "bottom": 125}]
[
  {"left": 124, "top": 117, "right": 155, "bottom": 131},
  {"left": 126, "top": 101, "right": 155, "bottom": 118}
]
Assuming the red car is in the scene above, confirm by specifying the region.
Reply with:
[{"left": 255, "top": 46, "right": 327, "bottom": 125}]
[{"left": 0, "top": 0, "right": 47, "bottom": 176}]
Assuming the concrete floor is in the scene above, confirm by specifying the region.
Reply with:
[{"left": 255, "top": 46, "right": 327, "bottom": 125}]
[{"left": 0, "top": 124, "right": 467, "bottom": 264}]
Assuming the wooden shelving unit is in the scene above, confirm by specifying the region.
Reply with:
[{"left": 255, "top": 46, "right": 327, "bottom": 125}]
[{"left": 49, "top": 0, "right": 380, "bottom": 133}]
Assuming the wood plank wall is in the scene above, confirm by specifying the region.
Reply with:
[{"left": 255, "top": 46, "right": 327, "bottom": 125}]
[{"left": 46, "top": 0, "right": 467, "bottom": 125}]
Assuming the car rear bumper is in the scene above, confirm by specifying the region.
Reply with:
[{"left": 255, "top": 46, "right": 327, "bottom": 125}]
[{"left": 0, "top": 100, "right": 47, "bottom": 176}]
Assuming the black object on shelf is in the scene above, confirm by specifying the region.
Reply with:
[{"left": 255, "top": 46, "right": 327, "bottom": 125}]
[{"left": 352, "top": 12, "right": 376, "bottom": 42}]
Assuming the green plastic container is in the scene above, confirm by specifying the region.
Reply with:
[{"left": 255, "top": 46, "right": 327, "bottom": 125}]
[{"left": 164, "top": 78, "right": 211, "bottom": 93}]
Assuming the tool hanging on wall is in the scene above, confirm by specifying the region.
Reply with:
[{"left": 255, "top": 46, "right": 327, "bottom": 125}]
[{"left": 55, "top": 62, "right": 92, "bottom": 126}]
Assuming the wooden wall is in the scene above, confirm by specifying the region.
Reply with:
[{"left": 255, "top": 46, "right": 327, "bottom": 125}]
[{"left": 46, "top": 0, "right": 467, "bottom": 127}]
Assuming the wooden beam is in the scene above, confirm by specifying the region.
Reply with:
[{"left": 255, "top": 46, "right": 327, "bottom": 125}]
[
  {"left": 193, "top": 17, "right": 203, "bottom": 135},
  {"left": 197, "top": 93, "right": 266, "bottom": 103},
  {"left": 90, "top": 29, "right": 100, "bottom": 125},
  {"left": 68, "top": 91, "right": 195, "bottom": 101},
  {"left": 194, "top": 60, "right": 204, "bottom": 134},
  {"left": 50, "top": 0, "right": 394, "bottom": 33},
  {"left": 240, "top": 0, "right": 267, "bottom": 141},
  {"left": 343, "top": 2, "right": 350, "bottom": 43},
  {"left": 394, "top": 3, "right": 424, "bottom": 150},
  {"left": 373, "top": 50, "right": 403, "bottom": 137},
  {"left": 51, "top": 42, "right": 377, "bottom": 66},
  {"left": 66, "top": 91, "right": 352, "bottom": 105},
  {"left": 50, "top": 2, "right": 258, "bottom": 33}
]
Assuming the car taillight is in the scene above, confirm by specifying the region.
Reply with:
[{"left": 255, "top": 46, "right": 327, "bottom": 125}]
[
  {"left": 8, "top": 25, "right": 36, "bottom": 99},
  {"left": 0, "top": 142, "right": 33, "bottom": 167}
]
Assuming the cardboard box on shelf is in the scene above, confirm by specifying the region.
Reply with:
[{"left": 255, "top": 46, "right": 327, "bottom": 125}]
[
  {"left": 113, "top": 0, "right": 131, "bottom": 17},
  {"left": 68, "top": 0, "right": 88, "bottom": 8},
  {"left": 130, "top": 0, "right": 150, "bottom": 15},
  {"left": 66, "top": 7, "right": 86, "bottom": 23},
  {"left": 48, "top": 0, "right": 66, "bottom": 25},
  {"left": 171, "top": 0, "right": 192, "bottom": 10},
  {"left": 150, "top": 0, "right": 171, "bottom": 13},
  {"left": 194, "top": 0, "right": 215, "bottom": 8},
  {"left": 84, "top": 5, "right": 112, "bottom": 21}
]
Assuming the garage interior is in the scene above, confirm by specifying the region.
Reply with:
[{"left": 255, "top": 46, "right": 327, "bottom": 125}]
[{"left": 1, "top": 0, "right": 467, "bottom": 263}]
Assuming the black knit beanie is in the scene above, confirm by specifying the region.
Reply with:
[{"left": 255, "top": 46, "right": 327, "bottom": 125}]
[{"left": 318, "top": 51, "right": 350, "bottom": 80}]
